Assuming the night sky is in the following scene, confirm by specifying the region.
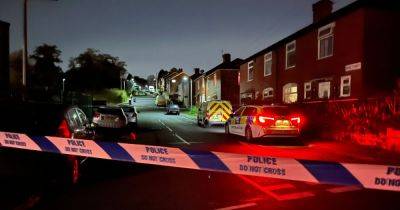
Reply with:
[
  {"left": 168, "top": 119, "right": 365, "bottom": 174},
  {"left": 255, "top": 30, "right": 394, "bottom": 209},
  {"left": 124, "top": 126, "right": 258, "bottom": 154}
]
[{"left": 0, "top": 0, "right": 355, "bottom": 78}]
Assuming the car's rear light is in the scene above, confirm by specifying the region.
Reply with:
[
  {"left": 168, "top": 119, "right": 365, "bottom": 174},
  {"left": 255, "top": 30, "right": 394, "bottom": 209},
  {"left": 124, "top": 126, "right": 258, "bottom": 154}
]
[
  {"left": 58, "top": 119, "right": 71, "bottom": 138},
  {"left": 257, "top": 116, "right": 275, "bottom": 125},
  {"left": 129, "top": 132, "right": 137, "bottom": 141},
  {"left": 290, "top": 117, "right": 301, "bottom": 126},
  {"left": 93, "top": 112, "right": 100, "bottom": 118}
]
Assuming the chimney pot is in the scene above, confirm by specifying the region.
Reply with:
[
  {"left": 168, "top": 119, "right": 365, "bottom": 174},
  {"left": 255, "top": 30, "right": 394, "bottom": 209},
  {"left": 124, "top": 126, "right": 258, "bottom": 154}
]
[
  {"left": 222, "top": 53, "right": 231, "bottom": 63},
  {"left": 312, "top": 0, "right": 333, "bottom": 23}
]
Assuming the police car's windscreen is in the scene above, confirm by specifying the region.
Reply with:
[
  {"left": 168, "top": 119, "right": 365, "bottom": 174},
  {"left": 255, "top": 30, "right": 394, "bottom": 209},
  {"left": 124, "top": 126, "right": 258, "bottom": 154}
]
[{"left": 262, "top": 106, "right": 290, "bottom": 115}]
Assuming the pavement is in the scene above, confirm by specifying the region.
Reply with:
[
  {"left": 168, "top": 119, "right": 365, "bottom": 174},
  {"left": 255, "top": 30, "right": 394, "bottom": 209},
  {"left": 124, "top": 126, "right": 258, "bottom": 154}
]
[{"left": 1, "top": 95, "right": 400, "bottom": 210}]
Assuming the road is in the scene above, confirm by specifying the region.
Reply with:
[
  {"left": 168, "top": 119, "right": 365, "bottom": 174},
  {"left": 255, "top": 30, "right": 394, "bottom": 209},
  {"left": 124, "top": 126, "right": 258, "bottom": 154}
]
[{"left": 1, "top": 96, "right": 400, "bottom": 210}]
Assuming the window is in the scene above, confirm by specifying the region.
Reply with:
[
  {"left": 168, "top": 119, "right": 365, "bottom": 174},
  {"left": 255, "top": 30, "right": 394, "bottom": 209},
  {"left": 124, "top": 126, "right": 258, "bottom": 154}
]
[
  {"left": 248, "top": 61, "right": 254, "bottom": 81},
  {"left": 264, "top": 52, "right": 272, "bottom": 76},
  {"left": 242, "top": 107, "right": 257, "bottom": 116},
  {"left": 283, "top": 83, "right": 298, "bottom": 104},
  {"left": 304, "top": 82, "right": 312, "bottom": 100},
  {"left": 340, "top": 75, "right": 351, "bottom": 97},
  {"left": 233, "top": 107, "right": 245, "bottom": 116},
  {"left": 286, "top": 41, "right": 296, "bottom": 69},
  {"left": 318, "top": 81, "right": 331, "bottom": 99},
  {"left": 263, "top": 87, "right": 274, "bottom": 99},
  {"left": 318, "top": 23, "right": 334, "bottom": 59},
  {"left": 76, "top": 108, "right": 88, "bottom": 126},
  {"left": 213, "top": 73, "right": 217, "bottom": 86}
]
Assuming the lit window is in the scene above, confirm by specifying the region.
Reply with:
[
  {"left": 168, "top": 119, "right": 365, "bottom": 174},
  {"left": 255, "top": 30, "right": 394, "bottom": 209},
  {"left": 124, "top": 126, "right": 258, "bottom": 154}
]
[
  {"left": 318, "top": 23, "right": 335, "bottom": 59},
  {"left": 340, "top": 75, "right": 351, "bottom": 97},
  {"left": 248, "top": 61, "right": 254, "bottom": 81},
  {"left": 304, "top": 82, "right": 311, "bottom": 100},
  {"left": 283, "top": 83, "right": 298, "bottom": 104},
  {"left": 286, "top": 41, "right": 296, "bottom": 69},
  {"left": 263, "top": 87, "right": 274, "bottom": 99},
  {"left": 318, "top": 81, "right": 331, "bottom": 99},
  {"left": 264, "top": 52, "right": 272, "bottom": 76}
]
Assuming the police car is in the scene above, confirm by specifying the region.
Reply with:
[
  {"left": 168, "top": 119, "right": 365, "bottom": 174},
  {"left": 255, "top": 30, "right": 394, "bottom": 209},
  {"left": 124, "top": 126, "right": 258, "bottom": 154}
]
[{"left": 225, "top": 105, "right": 301, "bottom": 141}]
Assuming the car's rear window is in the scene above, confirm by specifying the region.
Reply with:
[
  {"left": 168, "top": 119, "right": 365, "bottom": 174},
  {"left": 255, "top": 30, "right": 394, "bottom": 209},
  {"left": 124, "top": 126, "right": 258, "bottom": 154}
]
[
  {"left": 261, "top": 107, "right": 290, "bottom": 115},
  {"left": 98, "top": 107, "right": 124, "bottom": 115},
  {"left": 121, "top": 107, "right": 135, "bottom": 112}
]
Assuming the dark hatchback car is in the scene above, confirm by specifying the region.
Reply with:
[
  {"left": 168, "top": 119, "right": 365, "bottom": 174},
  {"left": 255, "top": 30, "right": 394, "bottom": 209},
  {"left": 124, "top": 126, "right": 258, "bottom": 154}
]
[
  {"left": 0, "top": 102, "right": 93, "bottom": 185},
  {"left": 92, "top": 106, "right": 137, "bottom": 142}
]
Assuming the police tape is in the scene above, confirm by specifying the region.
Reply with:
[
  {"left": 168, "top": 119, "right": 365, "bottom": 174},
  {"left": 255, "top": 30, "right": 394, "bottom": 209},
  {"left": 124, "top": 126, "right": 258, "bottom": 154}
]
[{"left": 0, "top": 131, "right": 399, "bottom": 192}]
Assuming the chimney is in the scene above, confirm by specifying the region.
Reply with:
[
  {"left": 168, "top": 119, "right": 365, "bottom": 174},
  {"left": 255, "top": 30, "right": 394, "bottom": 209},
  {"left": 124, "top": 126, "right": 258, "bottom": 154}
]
[
  {"left": 194, "top": 68, "right": 200, "bottom": 75},
  {"left": 222, "top": 53, "right": 231, "bottom": 63},
  {"left": 312, "top": 0, "right": 333, "bottom": 23}
]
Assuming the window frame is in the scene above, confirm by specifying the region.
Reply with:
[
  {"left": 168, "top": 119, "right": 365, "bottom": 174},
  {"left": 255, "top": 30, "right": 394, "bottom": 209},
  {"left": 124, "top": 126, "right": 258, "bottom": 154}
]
[
  {"left": 282, "top": 83, "right": 298, "bottom": 104},
  {"left": 247, "top": 61, "right": 254, "bottom": 82},
  {"left": 285, "top": 41, "right": 296, "bottom": 69},
  {"left": 213, "top": 73, "right": 217, "bottom": 86},
  {"left": 340, "top": 75, "right": 351, "bottom": 97},
  {"left": 264, "top": 52, "right": 272, "bottom": 76},
  {"left": 318, "top": 81, "right": 331, "bottom": 99},
  {"left": 318, "top": 23, "right": 335, "bottom": 60},
  {"left": 304, "top": 82, "right": 312, "bottom": 100},
  {"left": 263, "top": 87, "right": 274, "bottom": 99}
]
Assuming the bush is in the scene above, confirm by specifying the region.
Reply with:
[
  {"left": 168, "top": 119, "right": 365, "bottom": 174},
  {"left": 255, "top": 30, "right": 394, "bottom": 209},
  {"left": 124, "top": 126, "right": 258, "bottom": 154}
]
[{"left": 92, "top": 88, "right": 128, "bottom": 104}]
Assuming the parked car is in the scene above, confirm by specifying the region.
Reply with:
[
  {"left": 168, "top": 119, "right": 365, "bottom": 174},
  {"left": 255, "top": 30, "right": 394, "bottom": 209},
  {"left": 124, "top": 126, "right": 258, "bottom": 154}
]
[
  {"left": 118, "top": 104, "right": 139, "bottom": 128},
  {"left": 92, "top": 106, "right": 136, "bottom": 142},
  {"left": 225, "top": 105, "right": 302, "bottom": 141},
  {"left": 93, "top": 106, "right": 128, "bottom": 129},
  {"left": 166, "top": 103, "right": 180, "bottom": 115},
  {"left": 197, "top": 100, "right": 232, "bottom": 128},
  {"left": 155, "top": 95, "right": 167, "bottom": 107},
  {"left": 0, "top": 102, "right": 93, "bottom": 185}
]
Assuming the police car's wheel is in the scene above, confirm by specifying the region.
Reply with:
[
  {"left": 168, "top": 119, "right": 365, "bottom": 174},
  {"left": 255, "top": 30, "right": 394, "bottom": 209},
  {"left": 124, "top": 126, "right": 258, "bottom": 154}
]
[
  {"left": 197, "top": 119, "right": 201, "bottom": 126},
  {"left": 225, "top": 123, "right": 230, "bottom": 135},
  {"left": 245, "top": 127, "right": 253, "bottom": 141},
  {"left": 203, "top": 119, "right": 210, "bottom": 128}
]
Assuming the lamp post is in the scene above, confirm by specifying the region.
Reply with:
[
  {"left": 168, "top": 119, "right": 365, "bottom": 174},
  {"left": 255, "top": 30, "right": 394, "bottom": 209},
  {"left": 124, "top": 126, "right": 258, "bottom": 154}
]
[
  {"left": 22, "top": 0, "right": 59, "bottom": 87},
  {"left": 61, "top": 78, "right": 65, "bottom": 103},
  {"left": 182, "top": 76, "right": 189, "bottom": 108}
]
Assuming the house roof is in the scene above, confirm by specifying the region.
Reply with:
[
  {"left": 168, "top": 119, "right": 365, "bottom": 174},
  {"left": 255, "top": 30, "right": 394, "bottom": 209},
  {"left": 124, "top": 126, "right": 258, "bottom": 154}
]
[
  {"left": 190, "top": 72, "right": 203, "bottom": 81},
  {"left": 242, "top": 0, "right": 399, "bottom": 63},
  {"left": 0, "top": 20, "right": 10, "bottom": 27},
  {"left": 205, "top": 58, "right": 244, "bottom": 76}
]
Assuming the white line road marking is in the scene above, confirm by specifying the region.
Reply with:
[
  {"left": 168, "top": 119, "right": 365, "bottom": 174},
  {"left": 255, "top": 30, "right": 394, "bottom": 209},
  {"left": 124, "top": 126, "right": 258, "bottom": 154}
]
[
  {"left": 158, "top": 120, "right": 191, "bottom": 145},
  {"left": 216, "top": 203, "right": 257, "bottom": 210},
  {"left": 326, "top": 186, "right": 362, "bottom": 193},
  {"left": 238, "top": 175, "right": 315, "bottom": 201},
  {"left": 174, "top": 133, "right": 191, "bottom": 145},
  {"left": 158, "top": 120, "right": 173, "bottom": 132}
]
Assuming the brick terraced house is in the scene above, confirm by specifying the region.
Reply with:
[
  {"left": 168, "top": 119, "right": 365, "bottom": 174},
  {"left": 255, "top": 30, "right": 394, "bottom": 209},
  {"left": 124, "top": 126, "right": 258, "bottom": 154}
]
[{"left": 240, "top": 0, "right": 400, "bottom": 105}]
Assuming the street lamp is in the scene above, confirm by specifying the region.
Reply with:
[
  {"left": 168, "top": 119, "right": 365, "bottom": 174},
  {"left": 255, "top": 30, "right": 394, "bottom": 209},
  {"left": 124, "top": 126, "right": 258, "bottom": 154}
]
[
  {"left": 22, "top": 0, "right": 58, "bottom": 87},
  {"left": 61, "top": 78, "right": 65, "bottom": 103}
]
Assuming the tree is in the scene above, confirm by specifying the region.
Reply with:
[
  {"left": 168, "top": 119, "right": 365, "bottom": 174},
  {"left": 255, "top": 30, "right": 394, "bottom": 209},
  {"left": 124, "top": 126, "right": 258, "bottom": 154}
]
[
  {"left": 29, "top": 44, "right": 63, "bottom": 90},
  {"left": 66, "top": 48, "right": 127, "bottom": 91}
]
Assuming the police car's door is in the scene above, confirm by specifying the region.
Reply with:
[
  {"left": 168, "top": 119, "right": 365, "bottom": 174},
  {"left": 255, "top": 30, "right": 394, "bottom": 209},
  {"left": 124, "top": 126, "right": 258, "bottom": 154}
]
[
  {"left": 237, "top": 107, "right": 251, "bottom": 136},
  {"left": 228, "top": 107, "right": 244, "bottom": 135}
]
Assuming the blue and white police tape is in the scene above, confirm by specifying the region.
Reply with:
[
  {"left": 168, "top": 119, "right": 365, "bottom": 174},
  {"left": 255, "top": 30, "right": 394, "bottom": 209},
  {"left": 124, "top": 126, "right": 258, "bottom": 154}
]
[{"left": 0, "top": 131, "right": 399, "bottom": 191}]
